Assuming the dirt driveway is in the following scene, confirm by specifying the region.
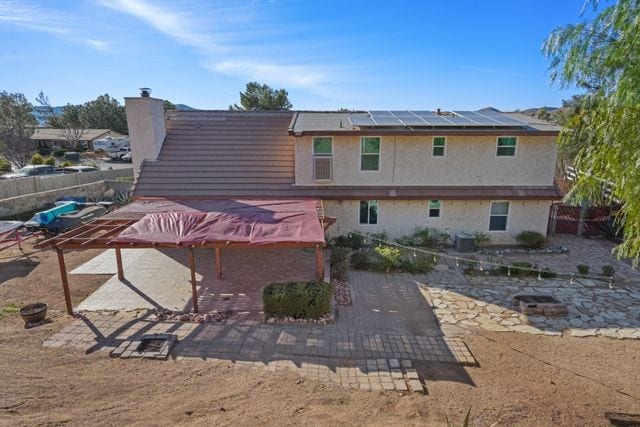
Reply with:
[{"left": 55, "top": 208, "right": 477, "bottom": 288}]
[{"left": 1, "top": 241, "right": 640, "bottom": 425}]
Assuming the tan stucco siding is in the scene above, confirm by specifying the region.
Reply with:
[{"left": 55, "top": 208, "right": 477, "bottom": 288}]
[
  {"left": 296, "top": 135, "right": 557, "bottom": 186},
  {"left": 324, "top": 199, "right": 551, "bottom": 244}
]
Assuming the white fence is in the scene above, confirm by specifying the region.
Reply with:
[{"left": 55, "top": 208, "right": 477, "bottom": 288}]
[{"left": 0, "top": 168, "right": 133, "bottom": 199}]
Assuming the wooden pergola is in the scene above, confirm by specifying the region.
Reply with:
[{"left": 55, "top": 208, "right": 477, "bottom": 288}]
[{"left": 38, "top": 218, "right": 327, "bottom": 315}]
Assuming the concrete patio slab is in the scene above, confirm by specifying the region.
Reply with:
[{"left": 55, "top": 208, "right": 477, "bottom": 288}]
[{"left": 70, "top": 248, "right": 146, "bottom": 275}]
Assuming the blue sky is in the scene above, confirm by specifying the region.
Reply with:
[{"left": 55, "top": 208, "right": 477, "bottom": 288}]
[{"left": 0, "top": 0, "right": 588, "bottom": 110}]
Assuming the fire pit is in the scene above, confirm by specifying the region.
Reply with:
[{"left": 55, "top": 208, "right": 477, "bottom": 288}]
[
  {"left": 512, "top": 295, "right": 568, "bottom": 316},
  {"left": 111, "top": 333, "right": 177, "bottom": 360},
  {"left": 19, "top": 303, "right": 48, "bottom": 325}
]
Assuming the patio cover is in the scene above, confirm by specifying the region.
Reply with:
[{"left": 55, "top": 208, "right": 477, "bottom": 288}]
[{"left": 110, "top": 199, "right": 326, "bottom": 247}]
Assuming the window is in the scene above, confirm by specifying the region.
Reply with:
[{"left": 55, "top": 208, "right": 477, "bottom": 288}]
[
  {"left": 313, "top": 137, "right": 332, "bottom": 180},
  {"left": 360, "top": 137, "right": 380, "bottom": 171},
  {"left": 428, "top": 200, "right": 441, "bottom": 218},
  {"left": 359, "top": 200, "right": 379, "bottom": 225},
  {"left": 496, "top": 136, "right": 517, "bottom": 156},
  {"left": 432, "top": 137, "right": 445, "bottom": 157},
  {"left": 489, "top": 201, "right": 509, "bottom": 231}
]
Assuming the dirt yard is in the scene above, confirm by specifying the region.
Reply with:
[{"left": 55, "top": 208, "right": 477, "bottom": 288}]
[{"left": 1, "top": 241, "right": 640, "bottom": 426}]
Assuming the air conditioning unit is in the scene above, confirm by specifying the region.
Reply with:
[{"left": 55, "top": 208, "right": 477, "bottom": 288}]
[
  {"left": 454, "top": 233, "right": 476, "bottom": 252},
  {"left": 313, "top": 156, "right": 332, "bottom": 181}
]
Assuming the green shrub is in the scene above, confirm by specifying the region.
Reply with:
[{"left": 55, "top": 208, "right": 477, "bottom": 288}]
[
  {"left": 43, "top": 157, "right": 55, "bottom": 166},
  {"left": 0, "top": 158, "right": 11, "bottom": 172},
  {"left": 60, "top": 160, "right": 75, "bottom": 167},
  {"left": 262, "top": 281, "right": 332, "bottom": 319},
  {"left": 330, "top": 247, "right": 350, "bottom": 265},
  {"left": 373, "top": 245, "right": 402, "bottom": 272},
  {"left": 37, "top": 147, "right": 51, "bottom": 156},
  {"left": 601, "top": 265, "right": 615, "bottom": 277},
  {"left": 472, "top": 231, "right": 491, "bottom": 245},
  {"left": 332, "top": 233, "right": 365, "bottom": 250},
  {"left": 350, "top": 251, "right": 370, "bottom": 270},
  {"left": 515, "top": 231, "right": 546, "bottom": 249},
  {"left": 540, "top": 268, "right": 557, "bottom": 278},
  {"left": 369, "top": 231, "right": 390, "bottom": 245},
  {"left": 331, "top": 261, "right": 348, "bottom": 281},
  {"left": 400, "top": 254, "right": 434, "bottom": 274},
  {"left": 577, "top": 264, "right": 590, "bottom": 275},
  {"left": 53, "top": 149, "right": 66, "bottom": 157},
  {"left": 505, "top": 261, "right": 534, "bottom": 276},
  {"left": 396, "top": 226, "right": 449, "bottom": 248},
  {"left": 30, "top": 153, "right": 44, "bottom": 165}
]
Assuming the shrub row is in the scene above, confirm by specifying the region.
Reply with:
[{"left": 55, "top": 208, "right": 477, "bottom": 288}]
[
  {"left": 262, "top": 281, "right": 332, "bottom": 319},
  {"left": 350, "top": 246, "right": 434, "bottom": 274}
]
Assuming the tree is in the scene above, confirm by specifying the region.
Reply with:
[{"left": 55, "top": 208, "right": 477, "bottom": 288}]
[
  {"left": 0, "top": 91, "right": 37, "bottom": 168},
  {"left": 163, "top": 100, "right": 176, "bottom": 111},
  {"left": 230, "top": 82, "right": 292, "bottom": 110},
  {"left": 543, "top": 0, "right": 640, "bottom": 258},
  {"left": 79, "top": 94, "right": 128, "bottom": 134},
  {"left": 36, "top": 92, "right": 87, "bottom": 148}
]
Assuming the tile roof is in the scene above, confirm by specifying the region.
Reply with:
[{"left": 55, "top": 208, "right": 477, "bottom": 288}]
[{"left": 132, "top": 111, "right": 298, "bottom": 198}]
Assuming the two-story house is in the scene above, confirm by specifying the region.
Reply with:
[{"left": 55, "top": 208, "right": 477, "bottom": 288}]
[{"left": 125, "top": 94, "right": 560, "bottom": 244}]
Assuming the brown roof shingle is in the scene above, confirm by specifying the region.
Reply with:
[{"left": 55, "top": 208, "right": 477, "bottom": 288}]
[{"left": 133, "top": 111, "right": 297, "bottom": 198}]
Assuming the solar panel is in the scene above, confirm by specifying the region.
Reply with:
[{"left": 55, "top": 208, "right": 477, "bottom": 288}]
[
  {"left": 399, "top": 116, "right": 428, "bottom": 126},
  {"left": 349, "top": 115, "right": 376, "bottom": 126},
  {"left": 372, "top": 116, "right": 403, "bottom": 126},
  {"left": 348, "top": 110, "right": 529, "bottom": 128},
  {"left": 369, "top": 110, "right": 394, "bottom": 117}
]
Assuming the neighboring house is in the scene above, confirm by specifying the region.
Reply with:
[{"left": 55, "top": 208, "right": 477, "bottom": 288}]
[
  {"left": 125, "top": 95, "right": 560, "bottom": 244},
  {"left": 31, "top": 128, "right": 126, "bottom": 150}
]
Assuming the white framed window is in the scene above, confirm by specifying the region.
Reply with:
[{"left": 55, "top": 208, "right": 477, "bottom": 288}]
[
  {"left": 428, "top": 200, "right": 441, "bottom": 218},
  {"left": 312, "top": 136, "right": 333, "bottom": 180},
  {"left": 489, "top": 201, "right": 509, "bottom": 231},
  {"left": 359, "top": 200, "right": 379, "bottom": 225},
  {"left": 360, "top": 137, "right": 380, "bottom": 171},
  {"left": 496, "top": 136, "right": 517, "bottom": 156},
  {"left": 432, "top": 136, "right": 445, "bottom": 157}
]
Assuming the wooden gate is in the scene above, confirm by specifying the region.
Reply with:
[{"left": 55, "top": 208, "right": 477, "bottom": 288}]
[{"left": 548, "top": 203, "right": 613, "bottom": 237}]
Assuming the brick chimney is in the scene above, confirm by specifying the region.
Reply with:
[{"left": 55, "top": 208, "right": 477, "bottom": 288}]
[{"left": 124, "top": 88, "right": 166, "bottom": 181}]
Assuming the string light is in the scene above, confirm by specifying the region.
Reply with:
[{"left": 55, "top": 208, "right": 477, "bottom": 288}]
[{"left": 345, "top": 229, "right": 614, "bottom": 285}]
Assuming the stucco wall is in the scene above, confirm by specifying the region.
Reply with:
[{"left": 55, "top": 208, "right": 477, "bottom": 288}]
[
  {"left": 295, "top": 135, "right": 557, "bottom": 187},
  {"left": 324, "top": 199, "right": 551, "bottom": 244}
]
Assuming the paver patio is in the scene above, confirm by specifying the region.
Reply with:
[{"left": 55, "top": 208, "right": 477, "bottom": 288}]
[{"left": 45, "top": 263, "right": 476, "bottom": 392}]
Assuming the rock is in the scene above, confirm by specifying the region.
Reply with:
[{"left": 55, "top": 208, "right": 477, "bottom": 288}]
[{"left": 570, "top": 329, "right": 597, "bottom": 337}]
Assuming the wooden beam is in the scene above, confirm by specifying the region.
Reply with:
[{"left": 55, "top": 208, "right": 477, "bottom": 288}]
[
  {"left": 115, "top": 247, "right": 124, "bottom": 280},
  {"left": 187, "top": 247, "right": 199, "bottom": 313},
  {"left": 215, "top": 247, "right": 222, "bottom": 279},
  {"left": 315, "top": 246, "right": 324, "bottom": 281},
  {"left": 56, "top": 249, "right": 73, "bottom": 315}
]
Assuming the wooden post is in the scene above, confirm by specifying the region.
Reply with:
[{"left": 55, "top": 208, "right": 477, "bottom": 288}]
[
  {"left": 215, "top": 247, "right": 222, "bottom": 279},
  {"left": 115, "top": 247, "right": 124, "bottom": 280},
  {"left": 315, "top": 246, "right": 324, "bottom": 281},
  {"left": 56, "top": 248, "right": 73, "bottom": 315},
  {"left": 187, "top": 247, "right": 199, "bottom": 313}
]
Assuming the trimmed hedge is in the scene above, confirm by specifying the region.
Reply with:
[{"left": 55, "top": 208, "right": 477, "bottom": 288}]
[
  {"left": 515, "top": 231, "right": 546, "bottom": 249},
  {"left": 263, "top": 281, "right": 332, "bottom": 319}
]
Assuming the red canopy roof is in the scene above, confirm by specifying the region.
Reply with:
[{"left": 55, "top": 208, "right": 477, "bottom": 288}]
[{"left": 110, "top": 199, "right": 325, "bottom": 246}]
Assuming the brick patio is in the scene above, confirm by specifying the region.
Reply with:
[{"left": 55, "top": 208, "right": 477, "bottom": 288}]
[{"left": 44, "top": 268, "right": 476, "bottom": 393}]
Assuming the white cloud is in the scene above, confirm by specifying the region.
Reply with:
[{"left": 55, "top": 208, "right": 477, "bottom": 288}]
[
  {"left": 0, "top": 0, "right": 110, "bottom": 51},
  {"left": 98, "top": 0, "right": 338, "bottom": 92}
]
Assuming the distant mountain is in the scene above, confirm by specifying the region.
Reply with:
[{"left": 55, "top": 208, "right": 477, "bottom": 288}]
[
  {"left": 518, "top": 106, "right": 559, "bottom": 115},
  {"left": 32, "top": 103, "right": 196, "bottom": 126},
  {"left": 175, "top": 104, "right": 195, "bottom": 110}
]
